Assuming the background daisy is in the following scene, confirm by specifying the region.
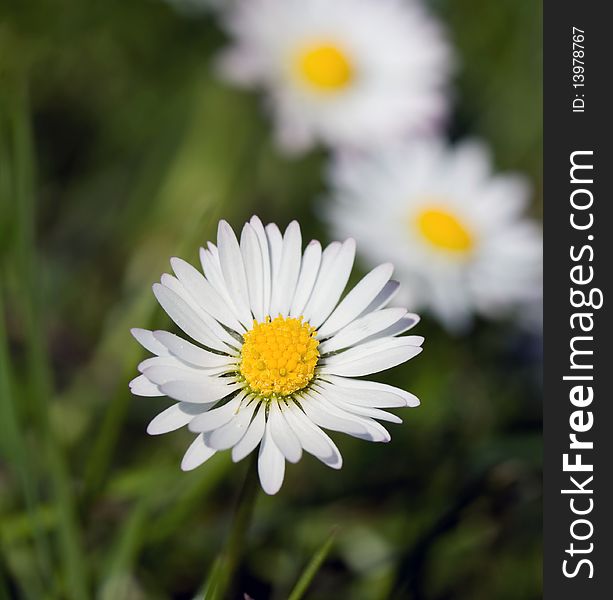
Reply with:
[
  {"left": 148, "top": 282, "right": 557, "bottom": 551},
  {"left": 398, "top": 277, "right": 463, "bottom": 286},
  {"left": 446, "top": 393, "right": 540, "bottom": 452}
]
[
  {"left": 130, "top": 217, "right": 423, "bottom": 494},
  {"left": 325, "top": 139, "right": 543, "bottom": 331},
  {"left": 217, "top": 0, "right": 453, "bottom": 153}
]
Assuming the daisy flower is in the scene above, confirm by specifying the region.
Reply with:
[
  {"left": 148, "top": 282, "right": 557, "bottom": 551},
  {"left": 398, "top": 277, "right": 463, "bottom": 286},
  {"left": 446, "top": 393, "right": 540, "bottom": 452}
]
[
  {"left": 130, "top": 217, "right": 423, "bottom": 494},
  {"left": 216, "top": 0, "right": 452, "bottom": 154},
  {"left": 325, "top": 139, "right": 543, "bottom": 331}
]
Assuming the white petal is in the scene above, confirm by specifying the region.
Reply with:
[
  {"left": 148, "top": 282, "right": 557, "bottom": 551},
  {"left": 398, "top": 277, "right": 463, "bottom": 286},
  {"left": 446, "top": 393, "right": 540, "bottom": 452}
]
[
  {"left": 290, "top": 240, "right": 322, "bottom": 317},
  {"left": 160, "top": 379, "right": 241, "bottom": 404},
  {"left": 131, "top": 328, "right": 170, "bottom": 356},
  {"left": 147, "top": 402, "right": 207, "bottom": 435},
  {"left": 181, "top": 434, "right": 217, "bottom": 471},
  {"left": 199, "top": 246, "right": 241, "bottom": 320},
  {"left": 320, "top": 337, "right": 423, "bottom": 377},
  {"left": 283, "top": 403, "right": 342, "bottom": 469},
  {"left": 232, "top": 404, "right": 266, "bottom": 462},
  {"left": 188, "top": 393, "right": 245, "bottom": 432},
  {"left": 322, "top": 389, "right": 402, "bottom": 424},
  {"left": 303, "top": 239, "right": 356, "bottom": 328},
  {"left": 129, "top": 374, "right": 163, "bottom": 397},
  {"left": 137, "top": 355, "right": 188, "bottom": 373},
  {"left": 170, "top": 257, "right": 245, "bottom": 333},
  {"left": 249, "top": 216, "right": 272, "bottom": 319},
  {"left": 300, "top": 390, "right": 389, "bottom": 442},
  {"left": 319, "top": 308, "right": 408, "bottom": 354},
  {"left": 141, "top": 362, "right": 209, "bottom": 384},
  {"left": 216, "top": 220, "right": 253, "bottom": 327},
  {"left": 269, "top": 221, "right": 301, "bottom": 318},
  {"left": 318, "top": 263, "right": 394, "bottom": 338},
  {"left": 153, "top": 282, "right": 232, "bottom": 353},
  {"left": 258, "top": 420, "right": 286, "bottom": 495},
  {"left": 315, "top": 380, "right": 408, "bottom": 408},
  {"left": 160, "top": 275, "right": 241, "bottom": 354},
  {"left": 265, "top": 222, "right": 283, "bottom": 314},
  {"left": 153, "top": 330, "right": 236, "bottom": 369},
  {"left": 206, "top": 398, "right": 259, "bottom": 450},
  {"left": 321, "top": 376, "right": 420, "bottom": 407},
  {"left": 358, "top": 280, "right": 400, "bottom": 317},
  {"left": 361, "top": 314, "right": 421, "bottom": 344},
  {"left": 268, "top": 401, "right": 302, "bottom": 463},
  {"left": 240, "top": 223, "right": 265, "bottom": 323}
]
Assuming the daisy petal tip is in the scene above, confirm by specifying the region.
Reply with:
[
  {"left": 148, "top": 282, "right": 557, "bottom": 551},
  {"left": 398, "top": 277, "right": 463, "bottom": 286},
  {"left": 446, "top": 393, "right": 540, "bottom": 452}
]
[
  {"left": 130, "top": 327, "right": 146, "bottom": 339},
  {"left": 146, "top": 423, "right": 163, "bottom": 436},
  {"left": 180, "top": 457, "right": 196, "bottom": 472}
]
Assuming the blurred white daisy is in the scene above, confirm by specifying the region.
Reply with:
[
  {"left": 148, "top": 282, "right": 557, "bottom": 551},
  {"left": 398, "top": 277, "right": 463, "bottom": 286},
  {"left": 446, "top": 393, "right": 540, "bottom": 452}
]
[
  {"left": 217, "top": 0, "right": 452, "bottom": 154},
  {"left": 325, "top": 139, "right": 543, "bottom": 331},
  {"left": 130, "top": 217, "right": 423, "bottom": 494}
]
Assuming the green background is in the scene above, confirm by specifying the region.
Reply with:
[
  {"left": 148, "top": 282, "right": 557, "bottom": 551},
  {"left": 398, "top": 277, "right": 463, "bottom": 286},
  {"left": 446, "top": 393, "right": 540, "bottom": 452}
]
[{"left": 0, "top": 0, "right": 542, "bottom": 598}]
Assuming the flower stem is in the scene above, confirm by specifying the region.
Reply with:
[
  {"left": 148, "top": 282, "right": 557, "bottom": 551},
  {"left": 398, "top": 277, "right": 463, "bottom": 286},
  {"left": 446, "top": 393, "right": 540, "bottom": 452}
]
[{"left": 206, "top": 452, "right": 260, "bottom": 600}]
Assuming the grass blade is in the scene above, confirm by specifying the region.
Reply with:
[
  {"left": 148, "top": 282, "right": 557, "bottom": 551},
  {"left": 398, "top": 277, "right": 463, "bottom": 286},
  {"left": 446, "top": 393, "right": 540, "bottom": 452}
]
[{"left": 287, "top": 528, "right": 339, "bottom": 600}]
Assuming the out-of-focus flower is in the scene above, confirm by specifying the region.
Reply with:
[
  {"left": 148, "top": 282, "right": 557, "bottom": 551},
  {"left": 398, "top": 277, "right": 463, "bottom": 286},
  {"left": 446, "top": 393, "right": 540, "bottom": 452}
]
[
  {"left": 130, "top": 217, "right": 422, "bottom": 494},
  {"left": 325, "top": 139, "right": 543, "bottom": 331},
  {"left": 217, "top": 0, "right": 452, "bottom": 154}
]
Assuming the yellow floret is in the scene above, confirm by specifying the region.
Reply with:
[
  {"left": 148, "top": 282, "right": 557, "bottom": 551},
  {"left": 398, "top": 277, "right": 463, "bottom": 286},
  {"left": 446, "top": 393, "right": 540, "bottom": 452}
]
[{"left": 240, "top": 315, "right": 319, "bottom": 397}]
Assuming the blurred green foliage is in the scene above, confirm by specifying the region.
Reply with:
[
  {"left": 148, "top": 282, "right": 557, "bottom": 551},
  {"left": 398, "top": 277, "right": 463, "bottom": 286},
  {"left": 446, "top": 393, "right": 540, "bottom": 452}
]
[{"left": 1, "top": 0, "right": 541, "bottom": 598}]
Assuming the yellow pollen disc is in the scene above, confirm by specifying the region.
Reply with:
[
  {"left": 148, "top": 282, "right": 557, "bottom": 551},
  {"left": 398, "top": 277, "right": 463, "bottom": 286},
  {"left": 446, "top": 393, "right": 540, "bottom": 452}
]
[
  {"left": 415, "top": 206, "right": 474, "bottom": 254},
  {"left": 296, "top": 42, "right": 353, "bottom": 91},
  {"left": 240, "top": 315, "right": 319, "bottom": 397}
]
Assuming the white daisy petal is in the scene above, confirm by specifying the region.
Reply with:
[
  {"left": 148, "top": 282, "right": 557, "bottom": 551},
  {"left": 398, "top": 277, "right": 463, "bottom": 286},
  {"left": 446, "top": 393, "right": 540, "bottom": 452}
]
[
  {"left": 131, "top": 328, "right": 170, "bottom": 356},
  {"left": 301, "top": 390, "right": 389, "bottom": 442},
  {"left": 170, "top": 257, "right": 245, "bottom": 333},
  {"left": 181, "top": 434, "right": 217, "bottom": 471},
  {"left": 360, "top": 315, "right": 422, "bottom": 345},
  {"left": 141, "top": 363, "right": 210, "bottom": 384},
  {"left": 159, "top": 379, "right": 240, "bottom": 405},
  {"left": 321, "top": 376, "right": 420, "bottom": 407},
  {"left": 265, "top": 222, "right": 283, "bottom": 310},
  {"left": 322, "top": 388, "right": 402, "bottom": 424},
  {"left": 129, "top": 374, "right": 163, "bottom": 397},
  {"left": 303, "top": 238, "right": 356, "bottom": 328},
  {"left": 320, "top": 337, "right": 423, "bottom": 377},
  {"left": 315, "top": 380, "right": 408, "bottom": 409},
  {"left": 359, "top": 280, "right": 400, "bottom": 316},
  {"left": 318, "top": 263, "right": 394, "bottom": 338},
  {"left": 249, "top": 216, "right": 272, "bottom": 318},
  {"left": 319, "top": 307, "right": 407, "bottom": 354},
  {"left": 240, "top": 223, "right": 266, "bottom": 322},
  {"left": 199, "top": 246, "right": 240, "bottom": 318},
  {"left": 152, "top": 283, "right": 232, "bottom": 353},
  {"left": 284, "top": 403, "right": 342, "bottom": 469},
  {"left": 258, "top": 420, "right": 286, "bottom": 495},
  {"left": 217, "top": 220, "right": 254, "bottom": 327},
  {"left": 152, "top": 330, "right": 236, "bottom": 370},
  {"left": 269, "top": 401, "right": 302, "bottom": 463},
  {"left": 206, "top": 398, "right": 259, "bottom": 451},
  {"left": 269, "top": 221, "right": 302, "bottom": 318},
  {"left": 160, "top": 274, "right": 242, "bottom": 354},
  {"left": 290, "top": 240, "right": 322, "bottom": 317},
  {"left": 147, "top": 402, "right": 208, "bottom": 435},
  {"left": 188, "top": 392, "right": 245, "bottom": 432},
  {"left": 232, "top": 405, "right": 266, "bottom": 463}
]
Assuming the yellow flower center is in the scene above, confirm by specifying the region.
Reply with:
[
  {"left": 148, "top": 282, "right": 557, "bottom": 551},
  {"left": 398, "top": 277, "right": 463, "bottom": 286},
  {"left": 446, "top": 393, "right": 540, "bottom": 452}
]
[
  {"left": 415, "top": 206, "right": 474, "bottom": 254},
  {"left": 296, "top": 42, "right": 354, "bottom": 91},
  {"left": 240, "top": 316, "right": 319, "bottom": 397}
]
